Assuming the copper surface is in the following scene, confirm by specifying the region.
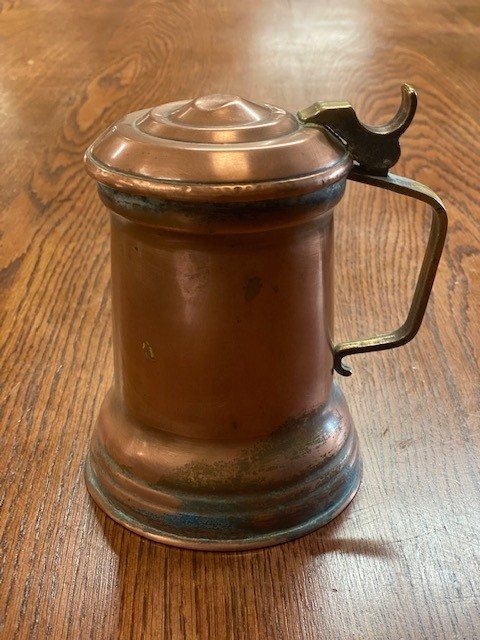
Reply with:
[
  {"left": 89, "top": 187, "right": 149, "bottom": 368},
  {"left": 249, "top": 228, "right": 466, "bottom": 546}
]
[
  {"left": 85, "top": 181, "right": 362, "bottom": 548},
  {"left": 84, "top": 94, "right": 351, "bottom": 202},
  {"left": 110, "top": 201, "right": 335, "bottom": 438}
]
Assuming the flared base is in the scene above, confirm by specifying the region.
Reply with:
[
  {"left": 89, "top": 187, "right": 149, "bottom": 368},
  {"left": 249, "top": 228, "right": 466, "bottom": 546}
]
[{"left": 85, "top": 383, "right": 362, "bottom": 550}]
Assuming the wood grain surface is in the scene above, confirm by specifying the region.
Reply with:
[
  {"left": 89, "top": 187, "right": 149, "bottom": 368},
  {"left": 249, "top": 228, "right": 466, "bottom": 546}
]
[{"left": 1, "top": 1, "right": 479, "bottom": 638}]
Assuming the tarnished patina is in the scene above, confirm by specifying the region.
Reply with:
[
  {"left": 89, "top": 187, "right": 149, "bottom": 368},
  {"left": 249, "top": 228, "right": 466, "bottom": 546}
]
[{"left": 84, "top": 89, "right": 446, "bottom": 549}]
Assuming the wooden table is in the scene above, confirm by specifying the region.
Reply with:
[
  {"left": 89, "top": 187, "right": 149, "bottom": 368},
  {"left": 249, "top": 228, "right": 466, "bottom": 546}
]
[{"left": 1, "top": 1, "right": 479, "bottom": 638}]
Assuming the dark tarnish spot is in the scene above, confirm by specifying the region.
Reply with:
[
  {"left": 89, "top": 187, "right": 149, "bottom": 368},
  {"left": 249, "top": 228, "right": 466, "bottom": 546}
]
[
  {"left": 166, "top": 404, "right": 333, "bottom": 491},
  {"left": 244, "top": 276, "right": 263, "bottom": 301},
  {"left": 232, "top": 421, "right": 238, "bottom": 430}
]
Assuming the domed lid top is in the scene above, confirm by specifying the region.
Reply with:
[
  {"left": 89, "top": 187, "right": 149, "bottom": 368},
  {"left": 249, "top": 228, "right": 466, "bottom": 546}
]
[
  {"left": 84, "top": 94, "right": 351, "bottom": 202},
  {"left": 136, "top": 94, "right": 298, "bottom": 143}
]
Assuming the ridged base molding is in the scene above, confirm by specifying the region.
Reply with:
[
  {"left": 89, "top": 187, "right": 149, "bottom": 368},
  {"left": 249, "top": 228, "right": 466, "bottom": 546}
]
[{"left": 85, "top": 383, "right": 362, "bottom": 550}]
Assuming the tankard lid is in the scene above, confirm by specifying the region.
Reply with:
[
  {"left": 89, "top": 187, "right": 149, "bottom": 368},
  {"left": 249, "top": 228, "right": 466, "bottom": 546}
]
[{"left": 84, "top": 94, "right": 351, "bottom": 202}]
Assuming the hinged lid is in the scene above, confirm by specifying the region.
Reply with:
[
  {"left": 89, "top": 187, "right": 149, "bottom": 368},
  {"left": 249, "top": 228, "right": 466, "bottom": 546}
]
[{"left": 84, "top": 94, "right": 351, "bottom": 203}]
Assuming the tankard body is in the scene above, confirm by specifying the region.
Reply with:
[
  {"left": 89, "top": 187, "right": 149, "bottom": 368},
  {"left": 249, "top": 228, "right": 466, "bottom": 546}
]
[{"left": 84, "top": 91, "right": 446, "bottom": 549}]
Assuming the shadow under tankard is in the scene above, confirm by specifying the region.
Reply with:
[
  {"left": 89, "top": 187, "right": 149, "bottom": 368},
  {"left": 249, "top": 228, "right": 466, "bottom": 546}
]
[{"left": 91, "top": 497, "right": 395, "bottom": 640}]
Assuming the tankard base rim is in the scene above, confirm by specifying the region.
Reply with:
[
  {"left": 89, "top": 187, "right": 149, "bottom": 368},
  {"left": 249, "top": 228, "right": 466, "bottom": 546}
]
[
  {"left": 85, "top": 381, "right": 362, "bottom": 551},
  {"left": 84, "top": 453, "right": 362, "bottom": 551}
]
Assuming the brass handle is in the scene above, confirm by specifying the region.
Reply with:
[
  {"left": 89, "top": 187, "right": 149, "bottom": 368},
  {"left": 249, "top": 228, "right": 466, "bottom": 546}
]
[
  {"left": 333, "top": 169, "right": 448, "bottom": 376},
  {"left": 299, "top": 84, "right": 447, "bottom": 375}
]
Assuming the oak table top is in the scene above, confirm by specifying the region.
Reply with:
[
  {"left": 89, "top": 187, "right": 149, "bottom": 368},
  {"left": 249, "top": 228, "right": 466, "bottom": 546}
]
[{"left": 1, "top": 1, "right": 479, "bottom": 638}]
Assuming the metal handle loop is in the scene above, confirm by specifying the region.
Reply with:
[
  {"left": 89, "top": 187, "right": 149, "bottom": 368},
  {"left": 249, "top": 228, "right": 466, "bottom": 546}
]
[{"left": 333, "top": 169, "right": 448, "bottom": 376}]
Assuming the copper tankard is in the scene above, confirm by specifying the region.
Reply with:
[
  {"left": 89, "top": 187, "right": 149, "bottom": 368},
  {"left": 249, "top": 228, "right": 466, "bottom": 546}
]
[{"left": 84, "top": 86, "right": 447, "bottom": 550}]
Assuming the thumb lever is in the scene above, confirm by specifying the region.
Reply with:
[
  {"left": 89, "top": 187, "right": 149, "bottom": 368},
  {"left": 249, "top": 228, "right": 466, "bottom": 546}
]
[{"left": 298, "top": 84, "right": 417, "bottom": 176}]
